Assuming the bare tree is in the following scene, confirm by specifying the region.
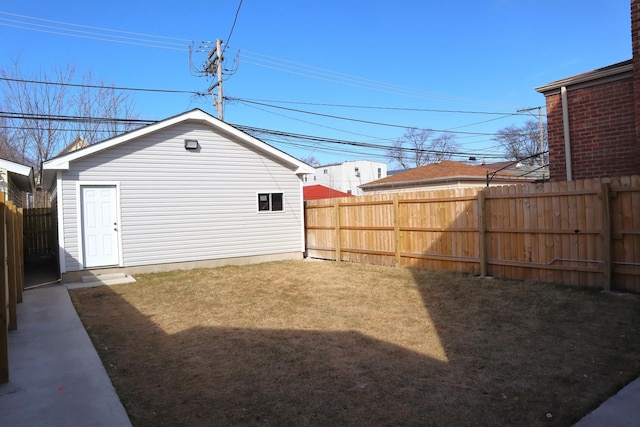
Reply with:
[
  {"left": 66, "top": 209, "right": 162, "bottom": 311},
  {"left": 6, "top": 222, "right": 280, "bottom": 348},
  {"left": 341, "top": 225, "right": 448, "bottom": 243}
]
[
  {"left": 298, "top": 155, "right": 319, "bottom": 167},
  {"left": 74, "top": 71, "right": 139, "bottom": 144},
  {"left": 1, "top": 61, "right": 139, "bottom": 168},
  {"left": 494, "top": 120, "right": 548, "bottom": 165},
  {"left": 387, "top": 127, "right": 459, "bottom": 169},
  {"left": 1, "top": 63, "right": 74, "bottom": 166},
  {"left": 0, "top": 117, "right": 21, "bottom": 162}
]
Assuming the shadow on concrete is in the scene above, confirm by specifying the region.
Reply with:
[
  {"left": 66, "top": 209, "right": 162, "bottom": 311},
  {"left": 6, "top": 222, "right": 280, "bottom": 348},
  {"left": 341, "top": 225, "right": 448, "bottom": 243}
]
[{"left": 24, "top": 255, "right": 60, "bottom": 288}]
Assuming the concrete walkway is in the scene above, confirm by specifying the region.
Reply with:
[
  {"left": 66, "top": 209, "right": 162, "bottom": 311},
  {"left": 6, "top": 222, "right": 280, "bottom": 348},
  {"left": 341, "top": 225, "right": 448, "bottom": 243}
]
[
  {"left": 572, "top": 376, "right": 640, "bottom": 427},
  {"left": 0, "top": 284, "right": 131, "bottom": 427}
]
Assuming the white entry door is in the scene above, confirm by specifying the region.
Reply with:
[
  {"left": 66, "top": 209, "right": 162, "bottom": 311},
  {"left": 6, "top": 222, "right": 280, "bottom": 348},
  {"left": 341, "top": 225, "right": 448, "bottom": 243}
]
[{"left": 81, "top": 185, "right": 119, "bottom": 268}]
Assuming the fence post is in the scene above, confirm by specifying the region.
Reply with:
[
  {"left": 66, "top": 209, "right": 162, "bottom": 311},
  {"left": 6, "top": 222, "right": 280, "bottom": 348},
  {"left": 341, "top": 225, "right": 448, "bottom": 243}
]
[
  {"left": 334, "top": 198, "right": 341, "bottom": 262},
  {"left": 6, "top": 202, "right": 17, "bottom": 330},
  {"left": 16, "top": 208, "right": 23, "bottom": 303},
  {"left": 394, "top": 194, "right": 401, "bottom": 267},
  {"left": 0, "top": 197, "right": 8, "bottom": 383},
  {"left": 601, "top": 183, "right": 613, "bottom": 292},
  {"left": 477, "top": 189, "right": 488, "bottom": 277}
]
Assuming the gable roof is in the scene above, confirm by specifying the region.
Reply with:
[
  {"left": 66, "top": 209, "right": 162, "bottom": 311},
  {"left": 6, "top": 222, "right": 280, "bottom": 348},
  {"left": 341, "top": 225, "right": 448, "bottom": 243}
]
[
  {"left": 58, "top": 136, "right": 89, "bottom": 155},
  {"left": 0, "top": 158, "right": 35, "bottom": 193},
  {"left": 303, "top": 184, "right": 353, "bottom": 200},
  {"left": 360, "top": 160, "right": 521, "bottom": 191},
  {"left": 42, "top": 109, "right": 314, "bottom": 189}
]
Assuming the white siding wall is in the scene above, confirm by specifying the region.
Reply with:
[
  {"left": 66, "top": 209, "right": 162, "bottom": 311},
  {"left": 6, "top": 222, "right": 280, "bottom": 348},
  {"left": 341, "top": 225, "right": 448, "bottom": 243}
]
[
  {"left": 60, "top": 121, "right": 304, "bottom": 272},
  {"left": 304, "top": 160, "right": 387, "bottom": 196}
]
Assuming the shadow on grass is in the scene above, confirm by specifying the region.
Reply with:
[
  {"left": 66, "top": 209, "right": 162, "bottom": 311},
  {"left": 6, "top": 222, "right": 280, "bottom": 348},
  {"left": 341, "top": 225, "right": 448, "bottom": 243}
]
[
  {"left": 71, "top": 268, "right": 640, "bottom": 427},
  {"left": 408, "top": 268, "right": 640, "bottom": 426},
  {"left": 73, "top": 286, "right": 459, "bottom": 426}
]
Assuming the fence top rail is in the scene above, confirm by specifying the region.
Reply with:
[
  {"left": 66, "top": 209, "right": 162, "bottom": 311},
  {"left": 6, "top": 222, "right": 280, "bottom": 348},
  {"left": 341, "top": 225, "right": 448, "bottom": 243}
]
[
  {"left": 610, "top": 186, "right": 640, "bottom": 193},
  {"left": 484, "top": 189, "right": 600, "bottom": 199},
  {"left": 304, "top": 203, "right": 335, "bottom": 208},
  {"left": 308, "top": 195, "right": 478, "bottom": 208},
  {"left": 339, "top": 200, "right": 394, "bottom": 207},
  {"left": 399, "top": 195, "right": 478, "bottom": 204}
]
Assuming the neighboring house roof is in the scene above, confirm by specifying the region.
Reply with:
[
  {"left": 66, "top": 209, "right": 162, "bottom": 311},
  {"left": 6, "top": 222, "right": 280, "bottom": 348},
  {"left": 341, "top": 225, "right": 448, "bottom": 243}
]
[
  {"left": 0, "top": 158, "right": 35, "bottom": 193},
  {"left": 360, "top": 160, "right": 523, "bottom": 192},
  {"left": 59, "top": 136, "right": 89, "bottom": 155},
  {"left": 535, "top": 59, "right": 633, "bottom": 94},
  {"left": 303, "top": 185, "right": 353, "bottom": 200},
  {"left": 42, "top": 109, "right": 314, "bottom": 189}
]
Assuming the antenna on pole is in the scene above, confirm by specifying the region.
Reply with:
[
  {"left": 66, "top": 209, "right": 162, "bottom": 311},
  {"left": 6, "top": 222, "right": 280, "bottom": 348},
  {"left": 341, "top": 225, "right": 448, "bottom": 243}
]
[{"left": 517, "top": 106, "right": 545, "bottom": 167}]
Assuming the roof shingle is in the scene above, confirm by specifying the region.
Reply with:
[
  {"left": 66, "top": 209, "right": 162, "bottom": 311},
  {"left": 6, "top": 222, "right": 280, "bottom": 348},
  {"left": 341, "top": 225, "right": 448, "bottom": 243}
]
[{"left": 361, "top": 160, "right": 505, "bottom": 188}]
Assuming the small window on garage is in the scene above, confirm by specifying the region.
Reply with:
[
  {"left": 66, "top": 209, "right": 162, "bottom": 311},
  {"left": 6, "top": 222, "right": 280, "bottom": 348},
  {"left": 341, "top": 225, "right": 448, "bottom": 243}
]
[{"left": 258, "top": 193, "right": 284, "bottom": 212}]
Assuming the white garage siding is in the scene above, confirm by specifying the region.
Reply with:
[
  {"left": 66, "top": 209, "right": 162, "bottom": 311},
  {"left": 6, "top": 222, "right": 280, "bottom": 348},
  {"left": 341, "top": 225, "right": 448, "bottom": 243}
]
[{"left": 59, "top": 121, "right": 306, "bottom": 273}]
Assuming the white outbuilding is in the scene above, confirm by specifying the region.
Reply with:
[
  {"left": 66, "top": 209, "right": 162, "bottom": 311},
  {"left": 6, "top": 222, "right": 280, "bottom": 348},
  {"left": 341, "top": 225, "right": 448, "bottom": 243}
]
[{"left": 41, "top": 109, "right": 313, "bottom": 282}]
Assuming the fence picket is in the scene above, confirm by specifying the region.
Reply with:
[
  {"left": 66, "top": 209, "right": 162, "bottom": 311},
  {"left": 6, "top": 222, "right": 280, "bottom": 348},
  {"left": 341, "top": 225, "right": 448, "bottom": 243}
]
[{"left": 304, "top": 175, "right": 640, "bottom": 293}]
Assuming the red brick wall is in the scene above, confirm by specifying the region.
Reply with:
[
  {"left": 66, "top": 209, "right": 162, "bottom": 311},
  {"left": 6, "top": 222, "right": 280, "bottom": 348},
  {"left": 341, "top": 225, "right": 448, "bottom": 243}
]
[
  {"left": 633, "top": 0, "right": 640, "bottom": 136},
  {"left": 547, "top": 78, "right": 638, "bottom": 181},
  {"left": 544, "top": 93, "right": 566, "bottom": 180}
]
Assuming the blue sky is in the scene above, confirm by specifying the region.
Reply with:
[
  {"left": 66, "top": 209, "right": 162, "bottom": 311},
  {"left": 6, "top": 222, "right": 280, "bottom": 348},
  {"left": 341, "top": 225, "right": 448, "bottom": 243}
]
[{"left": 0, "top": 0, "right": 632, "bottom": 166}]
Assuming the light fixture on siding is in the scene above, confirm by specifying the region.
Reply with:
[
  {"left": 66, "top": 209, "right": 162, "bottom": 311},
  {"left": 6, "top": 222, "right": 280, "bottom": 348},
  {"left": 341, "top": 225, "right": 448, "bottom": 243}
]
[{"left": 184, "top": 139, "right": 199, "bottom": 150}]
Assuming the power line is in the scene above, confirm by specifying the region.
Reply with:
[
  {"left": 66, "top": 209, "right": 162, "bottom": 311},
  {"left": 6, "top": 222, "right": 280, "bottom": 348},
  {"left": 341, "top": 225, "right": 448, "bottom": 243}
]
[
  {"left": 226, "top": 46, "right": 519, "bottom": 110},
  {"left": 0, "top": 11, "right": 192, "bottom": 42},
  {"left": 0, "top": 76, "right": 205, "bottom": 95},
  {"left": 2, "top": 10, "right": 529, "bottom": 116},
  {"left": 236, "top": 124, "right": 506, "bottom": 159},
  {"left": 226, "top": 97, "right": 528, "bottom": 116},
  {"left": 0, "top": 78, "right": 524, "bottom": 139},
  {"left": 230, "top": 98, "right": 517, "bottom": 137},
  {"left": 1, "top": 110, "right": 506, "bottom": 159},
  {"left": 0, "top": 111, "right": 154, "bottom": 126},
  {"left": 444, "top": 113, "right": 522, "bottom": 131},
  {"left": 224, "top": 0, "right": 244, "bottom": 53},
  {"left": 231, "top": 97, "right": 397, "bottom": 143},
  {"left": 0, "top": 125, "right": 138, "bottom": 134},
  {"left": 0, "top": 11, "right": 191, "bottom": 51},
  {"left": 1, "top": 10, "right": 528, "bottom": 115}
]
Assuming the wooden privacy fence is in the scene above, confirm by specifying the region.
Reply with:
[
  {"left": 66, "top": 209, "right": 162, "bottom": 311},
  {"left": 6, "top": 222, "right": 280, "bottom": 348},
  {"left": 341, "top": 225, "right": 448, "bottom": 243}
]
[
  {"left": 305, "top": 175, "right": 640, "bottom": 294},
  {"left": 23, "top": 208, "right": 54, "bottom": 258},
  {"left": 1, "top": 194, "right": 25, "bottom": 383}
]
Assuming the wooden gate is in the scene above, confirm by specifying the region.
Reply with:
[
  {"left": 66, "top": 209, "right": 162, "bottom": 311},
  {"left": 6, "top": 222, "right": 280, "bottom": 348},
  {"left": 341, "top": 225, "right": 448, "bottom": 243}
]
[{"left": 23, "top": 208, "right": 54, "bottom": 258}]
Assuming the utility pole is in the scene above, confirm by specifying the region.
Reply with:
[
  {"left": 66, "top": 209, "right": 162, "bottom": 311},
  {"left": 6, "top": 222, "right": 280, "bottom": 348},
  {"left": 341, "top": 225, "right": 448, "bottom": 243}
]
[
  {"left": 517, "top": 106, "right": 545, "bottom": 167},
  {"left": 205, "top": 39, "right": 224, "bottom": 120}
]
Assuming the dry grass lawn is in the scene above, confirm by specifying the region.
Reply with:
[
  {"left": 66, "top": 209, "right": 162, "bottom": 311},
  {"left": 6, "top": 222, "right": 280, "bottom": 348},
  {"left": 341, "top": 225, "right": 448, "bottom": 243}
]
[{"left": 69, "top": 260, "right": 640, "bottom": 426}]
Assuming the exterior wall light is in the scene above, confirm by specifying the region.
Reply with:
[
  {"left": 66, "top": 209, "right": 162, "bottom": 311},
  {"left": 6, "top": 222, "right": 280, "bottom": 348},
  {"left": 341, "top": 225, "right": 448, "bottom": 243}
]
[{"left": 184, "top": 139, "right": 199, "bottom": 150}]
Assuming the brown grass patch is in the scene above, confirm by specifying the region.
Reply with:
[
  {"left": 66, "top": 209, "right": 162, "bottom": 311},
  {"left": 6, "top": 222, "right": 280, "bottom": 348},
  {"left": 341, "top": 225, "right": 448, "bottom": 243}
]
[{"left": 69, "top": 260, "right": 640, "bottom": 426}]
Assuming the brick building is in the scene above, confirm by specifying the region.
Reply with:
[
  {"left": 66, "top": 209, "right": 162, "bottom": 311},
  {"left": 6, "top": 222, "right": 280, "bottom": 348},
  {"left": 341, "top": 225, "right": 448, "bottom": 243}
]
[{"left": 535, "top": 0, "right": 640, "bottom": 181}]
